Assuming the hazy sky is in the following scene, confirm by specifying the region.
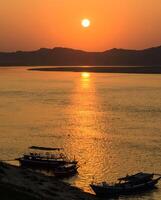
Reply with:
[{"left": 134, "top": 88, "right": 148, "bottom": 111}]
[{"left": 0, "top": 0, "right": 161, "bottom": 52}]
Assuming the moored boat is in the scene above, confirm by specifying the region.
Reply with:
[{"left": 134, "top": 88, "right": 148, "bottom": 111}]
[
  {"left": 54, "top": 163, "right": 79, "bottom": 178},
  {"left": 90, "top": 172, "right": 161, "bottom": 197},
  {"left": 17, "top": 146, "right": 77, "bottom": 169}
]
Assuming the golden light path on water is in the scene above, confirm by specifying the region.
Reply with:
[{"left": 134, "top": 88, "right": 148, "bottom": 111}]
[{"left": 64, "top": 71, "right": 115, "bottom": 192}]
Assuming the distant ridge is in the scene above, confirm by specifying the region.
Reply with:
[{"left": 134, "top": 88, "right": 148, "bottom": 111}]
[{"left": 0, "top": 45, "right": 161, "bottom": 66}]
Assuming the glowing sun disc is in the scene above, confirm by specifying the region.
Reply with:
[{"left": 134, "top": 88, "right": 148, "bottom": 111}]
[{"left": 81, "top": 19, "right": 90, "bottom": 28}]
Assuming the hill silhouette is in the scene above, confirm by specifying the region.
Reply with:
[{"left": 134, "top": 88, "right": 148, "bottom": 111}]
[{"left": 0, "top": 45, "right": 161, "bottom": 66}]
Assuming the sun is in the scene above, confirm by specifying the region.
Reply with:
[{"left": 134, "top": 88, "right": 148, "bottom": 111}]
[{"left": 81, "top": 19, "right": 90, "bottom": 28}]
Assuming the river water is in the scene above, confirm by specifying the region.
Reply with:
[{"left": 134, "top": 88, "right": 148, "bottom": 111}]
[{"left": 0, "top": 67, "right": 161, "bottom": 199}]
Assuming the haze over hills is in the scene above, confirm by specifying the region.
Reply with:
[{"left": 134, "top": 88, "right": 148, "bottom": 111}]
[{"left": 0, "top": 45, "right": 161, "bottom": 66}]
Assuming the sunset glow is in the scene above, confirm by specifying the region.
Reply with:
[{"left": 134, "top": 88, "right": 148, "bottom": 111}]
[
  {"left": 0, "top": 0, "right": 161, "bottom": 195},
  {"left": 0, "top": 0, "right": 161, "bottom": 51}
]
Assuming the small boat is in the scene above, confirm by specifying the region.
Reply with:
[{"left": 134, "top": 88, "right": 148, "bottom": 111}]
[
  {"left": 90, "top": 172, "right": 161, "bottom": 197},
  {"left": 54, "top": 163, "right": 79, "bottom": 178},
  {"left": 17, "top": 146, "right": 77, "bottom": 169}
]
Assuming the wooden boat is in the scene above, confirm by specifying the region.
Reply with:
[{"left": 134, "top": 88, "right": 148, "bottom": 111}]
[
  {"left": 90, "top": 172, "right": 161, "bottom": 197},
  {"left": 54, "top": 163, "right": 79, "bottom": 178},
  {"left": 17, "top": 146, "right": 77, "bottom": 169}
]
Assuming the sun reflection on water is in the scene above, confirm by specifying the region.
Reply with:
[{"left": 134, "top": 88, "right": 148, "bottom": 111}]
[
  {"left": 64, "top": 72, "right": 113, "bottom": 192},
  {"left": 81, "top": 72, "right": 90, "bottom": 78},
  {"left": 80, "top": 72, "right": 91, "bottom": 89}
]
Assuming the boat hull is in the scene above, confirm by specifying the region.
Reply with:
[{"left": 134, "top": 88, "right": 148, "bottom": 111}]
[
  {"left": 54, "top": 168, "right": 78, "bottom": 178},
  {"left": 18, "top": 158, "right": 76, "bottom": 169},
  {"left": 90, "top": 178, "right": 160, "bottom": 197}
]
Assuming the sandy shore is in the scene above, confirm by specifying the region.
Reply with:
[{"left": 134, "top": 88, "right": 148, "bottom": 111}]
[
  {"left": 0, "top": 162, "right": 96, "bottom": 200},
  {"left": 29, "top": 66, "right": 161, "bottom": 74}
]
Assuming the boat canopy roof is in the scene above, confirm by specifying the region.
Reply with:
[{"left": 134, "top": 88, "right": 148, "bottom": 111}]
[
  {"left": 29, "top": 146, "right": 64, "bottom": 151},
  {"left": 118, "top": 172, "right": 153, "bottom": 181}
]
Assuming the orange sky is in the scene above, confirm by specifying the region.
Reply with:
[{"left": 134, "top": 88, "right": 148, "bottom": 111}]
[{"left": 0, "top": 0, "right": 161, "bottom": 52}]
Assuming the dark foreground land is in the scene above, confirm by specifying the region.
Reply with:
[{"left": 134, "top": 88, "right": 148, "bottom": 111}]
[
  {"left": 0, "top": 162, "right": 95, "bottom": 200},
  {"left": 29, "top": 66, "right": 161, "bottom": 74}
]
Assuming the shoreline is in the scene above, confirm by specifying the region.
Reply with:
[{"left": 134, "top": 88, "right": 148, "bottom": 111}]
[
  {"left": 0, "top": 162, "right": 95, "bottom": 200},
  {"left": 29, "top": 66, "right": 161, "bottom": 74}
]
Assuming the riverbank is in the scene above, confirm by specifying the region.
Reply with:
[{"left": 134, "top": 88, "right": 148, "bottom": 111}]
[
  {"left": 0, "top": 162, "right": 95, "bottom": 200},
  {"left": 29, "top": 66, "right": 161, "bottom": 74}
]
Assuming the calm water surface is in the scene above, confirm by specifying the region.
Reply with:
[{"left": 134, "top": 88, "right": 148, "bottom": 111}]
[{"left": 0, "top": 67, "right": 161, "bottom": 199}]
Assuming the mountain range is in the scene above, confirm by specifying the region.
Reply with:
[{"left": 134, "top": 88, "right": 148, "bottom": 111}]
[{"left": 0, "top": 45, "right": 161, "bottom": 66}]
